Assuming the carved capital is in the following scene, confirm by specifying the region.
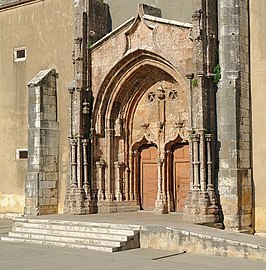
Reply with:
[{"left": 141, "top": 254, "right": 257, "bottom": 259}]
[
  {"left": 70, "top": 138, "right": 78, "bottom": 145},
  {"left": 96, "top": 158, "right": 105, "bottom": 168},
  {"left": 191, "top": 133, "right": 200, "bottom": 142},
  {"left": 205, "top": 134, "right": 213, "bottom": 142},
  {"left": 186, "top": 73, "right": 194, "bottom": 80}
]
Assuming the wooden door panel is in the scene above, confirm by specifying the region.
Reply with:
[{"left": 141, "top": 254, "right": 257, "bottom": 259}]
[
  {"left": 141, "top": 146, "right": 157, "bottom": 211},
  {"left": 174, "top": 144, "right": 190, "bottom": 211}
]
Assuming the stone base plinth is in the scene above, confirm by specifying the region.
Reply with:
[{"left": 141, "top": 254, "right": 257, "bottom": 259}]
[
  {"left": 184, "top": 190, "right": 220, "bottom": 223},
  {"left": 154, "top": 198, "right": 168, "bottom": 214},
  {"left": 64, "top": 187, "right": 92, "bottom": 215},
  {"left": 24, "top": 206, "right": 40, "bottom": 216},
  {"left": 96, "top": 200, "right": 140, "bottom": 214},
  {"left": 24, "top": 203, "right": 58, "bottom": 216}
]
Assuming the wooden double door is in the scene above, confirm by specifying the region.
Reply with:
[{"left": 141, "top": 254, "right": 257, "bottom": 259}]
[{"left": 139, "top": 144, "right": 190, "bottom": 212}]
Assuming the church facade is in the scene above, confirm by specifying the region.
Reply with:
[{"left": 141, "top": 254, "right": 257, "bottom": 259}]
[
  {"left": 0, "top": 0, "right": 265, "bottom": 235},
  {"left": 64, "top": 2, "right": 221, "bottom": 224}
]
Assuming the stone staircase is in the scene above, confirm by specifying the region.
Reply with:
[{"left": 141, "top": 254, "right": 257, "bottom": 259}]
[{"left": 1, "top": 218, "right": 140, "bottom": 252}]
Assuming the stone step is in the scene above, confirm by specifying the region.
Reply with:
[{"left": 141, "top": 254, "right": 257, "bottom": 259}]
[
  {"left": 1, "top": 236, "right": 118, "bottom": 252},
  {"left": 14, "top": 227, "right": 131, "bottom": 241},
  {"left": 1, "top": 218, "right": 140, "bottom": 252},
  {"left": 8, "top": 232, "right": 125, "bottom": 247},
  {"left": 13, "top": 218, "right": 140, "bottom": 230},
  {"left": 17, "top": 222, "right": 137, "bottom": 236}
]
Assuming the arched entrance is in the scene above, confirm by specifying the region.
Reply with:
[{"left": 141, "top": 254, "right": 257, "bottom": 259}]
[
  {"left": 92, "top": 51, "right": 193, "bottom": 214},
  {"left": 172, "top": 143, "right": 190, "bottom": 212},
  {"left": 139, "top": 145, "right": 158, "bottom": 211}
]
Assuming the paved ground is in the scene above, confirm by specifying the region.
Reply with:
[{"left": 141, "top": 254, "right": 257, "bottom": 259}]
[
  {"left": 0, "top": 218, "right": 12, "bottom": 235},
  {"left": 1, "top": 213, "right": 266, "bottom": 269},
  {"left": 0, "top": 240, "right": 265, "bottom": 270}
]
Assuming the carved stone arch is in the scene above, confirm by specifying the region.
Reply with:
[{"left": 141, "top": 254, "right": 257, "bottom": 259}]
[
  {"left": 92, "top": 49, "right": 191, "bottom": 214},
  {"left": 131, "top": 135, "right": 157, "bottom": 152},
  {"left": 165, "top": 134, "right": 184, "bottom": 151},
  {"left": 92, "top": 49, "right": 189, "bottom": 135}
]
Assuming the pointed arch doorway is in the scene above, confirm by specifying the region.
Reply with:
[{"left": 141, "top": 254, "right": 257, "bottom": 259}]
[
  {"left": 138, "top": 142, "right": 190, "bottom": 212},
  {"left": 92, "top": 50, "right": 192, "bottom": 214}
]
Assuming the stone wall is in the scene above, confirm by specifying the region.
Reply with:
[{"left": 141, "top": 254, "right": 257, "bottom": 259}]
[
  {"left": 25, "top": 69, "right": 59, "bottom": 215},
  {"left": 250, "top": 0, "right": 266, "bottom": 234},
  {"left": 140, "top": 225, "right": 266, "bottom": 260},
  {"left": 89, "top": 0, "right": 112, "bottom": 43},
  {"left": 0, "top": 0, "right": 74, "bottom": 214},
  {"left": 0, "top": 0, "right": 35, "bottom": 9}
]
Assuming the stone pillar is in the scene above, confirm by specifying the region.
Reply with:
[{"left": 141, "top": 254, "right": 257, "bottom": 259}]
[
  {"left": 133, "top": 150, "right": 139, "bottom": 202},
  {"left": 206, "top": 134, "right": 219, "bottom": 220},
  {"left": 206, "top": 134, "right": 215, "bottom": 201},
  {"left": 166, "top": 150, "right": 173, "bottom": 212},
  {"left": 129, "top": 151, "right": 135, "bottom": 201},
  {"left": 199, "top": 130, "right": 207, "bottom": 192},
  {"left": 184, "top": 133, "right": 200, "bottom": 218},
  {"left": 96, "top": 159, "right": 105, "bottom": 201},
  {"left": 70, "top": 138, "right": 78, "bottom": 188},
  {"left": 64, "top": 0, "right": 113, "bottom": 214},
  {"left": 114, "top": 161, "right": 123, "bottom": 202},
  {"left": 64, "top": 0, "right": 91, "bottom": 214},
  {"left": 218, "top": 0, "right": 253, "bottom": 232},
  {"left": 105, "top": 128, "right": 114, "bottom": 202},
  {"left": 192, "top": 134, "right": 200, "bottom": 190},
  {"left": 82, "top": 139, "right": 91, "bottom": 199},
  {"left": 124, "top": 167, "right": 130, "bottom": 201},
  {"left": 154, "top": 157, "right": 167, "bottom": 214},
  {"left": 25, "top": 69, "right": 59, "bottom": 215},
  {"left": 184, "top": 0, "right": 219, "bottom": 223}
]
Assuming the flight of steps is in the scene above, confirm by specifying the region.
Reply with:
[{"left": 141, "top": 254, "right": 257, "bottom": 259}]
[{"left": 1, "top": 218, "right": 140, "bottom": 252}]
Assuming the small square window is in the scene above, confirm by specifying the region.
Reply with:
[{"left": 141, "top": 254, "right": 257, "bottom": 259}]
[
  {"left": 16, "top": 149, "right": 28, "bottom": 159},
  {"left": 16, "top": 49, "right": 26, "bottom": 59},
  {"left": 14, "top": 47, "right": 26, "bottom": 62}
]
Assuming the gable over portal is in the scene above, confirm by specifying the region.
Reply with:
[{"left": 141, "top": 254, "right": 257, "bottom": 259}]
[{"left": 91, "top": 7, "right": 193, "bottom": 100}]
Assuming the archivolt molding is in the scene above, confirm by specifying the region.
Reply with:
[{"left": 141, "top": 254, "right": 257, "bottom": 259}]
[
  {"left": 93, "top": 50, "right": 189, "bottom": 136},
  {"left": 131, "top": 135, "right": 157, "bottom": 152}
]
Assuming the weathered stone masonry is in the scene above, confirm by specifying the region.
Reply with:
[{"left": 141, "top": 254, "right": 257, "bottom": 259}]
[
  {"left": 25, "top": 69, "right": 59, "bottom": 215},
  {"left": 183, "top": 0, "right": 220, "bottom": 223},
  {"left": 21, "top": 0, "right": 254, "bottom": 233},
  {"left": 63, "top": 0, "right": 222, "bottom": 223},
  {"left": 217, "top": 0, "right": 253, "bottom": 232},
  {"left": 64, "top": 0, "right": 110, "bottom": 214}
]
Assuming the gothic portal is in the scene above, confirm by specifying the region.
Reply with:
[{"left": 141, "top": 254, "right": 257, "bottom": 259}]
[
  {"left": 64, "top": 2, "right": 220, "bottom": 223},
  {"left": 93, "top": 64, "right": 191, "bottom": 214}
]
